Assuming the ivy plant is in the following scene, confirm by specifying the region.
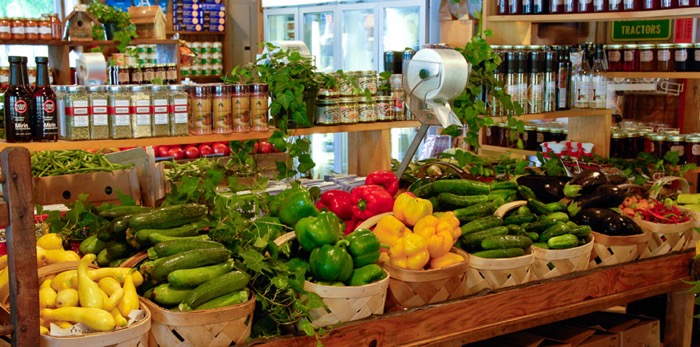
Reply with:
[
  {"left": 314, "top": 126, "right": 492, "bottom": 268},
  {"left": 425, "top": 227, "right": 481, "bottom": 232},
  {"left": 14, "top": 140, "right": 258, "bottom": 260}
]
[{"left": 87, "top": 0, "right": 138, "bottom": 53}]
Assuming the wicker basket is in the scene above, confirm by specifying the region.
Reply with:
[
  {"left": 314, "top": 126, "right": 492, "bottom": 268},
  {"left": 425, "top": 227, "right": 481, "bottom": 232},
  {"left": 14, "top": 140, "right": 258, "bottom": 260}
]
[
  {"left": 634, "top": 219, "right": 695, "bottom": 258},
  {"left": 467, "top": 251, "right": 534, "bottom": 293},
  {"left": 380, "top": 248, "right": 469, "bottom": 312},
  {"left": 140, "top": 295, "right": 255, "bottom": 347},
  {"left": 531, "top": 235, "right": 594, "bottom": 280},
  {"left": 588, "top": 231, "right": 651, "bottom": 268}
]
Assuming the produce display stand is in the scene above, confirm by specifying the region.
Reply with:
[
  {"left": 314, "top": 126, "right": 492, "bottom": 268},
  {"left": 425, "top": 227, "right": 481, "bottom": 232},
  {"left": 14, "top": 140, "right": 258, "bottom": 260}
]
[{"left": 247, "top": 251, "right": 694, "bottom": 347}]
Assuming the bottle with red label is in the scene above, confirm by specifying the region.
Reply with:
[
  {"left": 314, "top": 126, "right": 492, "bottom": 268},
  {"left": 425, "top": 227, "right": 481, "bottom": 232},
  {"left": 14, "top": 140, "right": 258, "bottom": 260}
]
[
  {"left": 33, "top": 56, "right": 57, "bottom": 142},
  {"left": 4, "top": 56, "right": 33, "bottom": 143}
]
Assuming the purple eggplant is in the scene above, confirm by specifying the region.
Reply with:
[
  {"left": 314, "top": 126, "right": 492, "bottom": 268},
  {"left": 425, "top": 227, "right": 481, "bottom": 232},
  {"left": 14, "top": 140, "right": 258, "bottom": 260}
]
[
  {"left": 601, "top": 214, "right": 643, "bottom": 236},
  {"left": 568, "top": 184, "right": 626, "bottom": 216},
  {"left": 564, "top": 169, "right": 609, "bottom": 198},
  {"left": 515, "top": 175, "right": 567, "bottom": 203},
  {"left": 573, "top": 207, "right": 619, "bottom": 232}
]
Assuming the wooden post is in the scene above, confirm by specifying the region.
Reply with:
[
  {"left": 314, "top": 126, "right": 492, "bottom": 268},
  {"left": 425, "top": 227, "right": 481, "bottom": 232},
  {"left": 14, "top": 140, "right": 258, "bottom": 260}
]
[
  {"left": 347, "top": 129, "right": 393, "bottom": 176},
  {"left": 0, "top": 147, "right": 40, "bottom": 346},
  {"left": 665, "top": 290, "right": 694, "bottom": 347}
]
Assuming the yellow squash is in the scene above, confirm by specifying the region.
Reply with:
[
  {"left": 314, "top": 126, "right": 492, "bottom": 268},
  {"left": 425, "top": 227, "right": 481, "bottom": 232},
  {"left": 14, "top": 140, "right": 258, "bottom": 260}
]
[
  {"left": 51, "top": 268, "right": 144, "bottom": 292},
  {"left": 39, "top": 325, "right": 49, "bottom": 335},
  {"left": 55, "top": 288, "right": 79, "bottom": 308},
  {"left": 45, "top": 249, "right": 80, "bottom": 265},
  {"left": 39, "top": 287, "right": 57, "bottom": 309},
  {"left": 98, "top": 277, "right": 125, "bottom": 312},
  {"left": 40, "top": 307, "right": 116, "bottom": 332},
  {"left": 117, "top": 271, "right": 139, "bottom": 317},
  {"left": 0, "top": 255, "right": 7, "bottom": 269},
  {"left": 110, "top": 308, "right": 128, "bottom": 328},
  {"left": 77, "top": 254, "right": 103, "bottom": 309},
  {"left": 36, "top": 246, "right": 48, "bottom": 266},
  {"left": 37, "top": 233, "right": 63, "bottom": 250},
  {"left": 0, "top": 268, "right": 9, "bottom": 303}
]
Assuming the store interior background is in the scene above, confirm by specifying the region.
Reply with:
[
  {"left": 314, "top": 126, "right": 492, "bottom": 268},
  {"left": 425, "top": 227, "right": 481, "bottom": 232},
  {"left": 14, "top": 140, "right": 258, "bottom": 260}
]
[{"left": 2, "top": 0, "right": 700, "bottom": 176}]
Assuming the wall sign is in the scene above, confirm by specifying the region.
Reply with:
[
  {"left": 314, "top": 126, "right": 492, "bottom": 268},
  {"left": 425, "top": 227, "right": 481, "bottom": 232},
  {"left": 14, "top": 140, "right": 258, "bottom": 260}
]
[{"left": 611, "top": 19, "right": 672, "bottom": 41}]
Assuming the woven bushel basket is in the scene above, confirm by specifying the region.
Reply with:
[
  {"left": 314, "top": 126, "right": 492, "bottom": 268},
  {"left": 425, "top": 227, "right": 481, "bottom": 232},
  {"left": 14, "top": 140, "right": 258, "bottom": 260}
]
[
  {"left": 531, "top": 235, "right": 594, "bottom": 280},
  {"left": 467, "top": 250, "right": 534, "bottom": 293},
  {"left": 140, "top": 295, "right": 255, "bottom": 347},
  {"left": 273, "top": 232, "right": 390, "bottom": 327},
  {"left": 24, "top": 262, "right": 151, "bottom": 347},
  {"left": 588, "top": 231, "right": 651, "bottom": 268},
  {"left": 634, "top": 218, "right": 695, "bottom": 258}
]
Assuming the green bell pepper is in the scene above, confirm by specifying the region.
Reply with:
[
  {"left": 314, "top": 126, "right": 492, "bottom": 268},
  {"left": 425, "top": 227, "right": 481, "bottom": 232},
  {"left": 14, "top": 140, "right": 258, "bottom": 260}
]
[
  {"left": 271, "top": 187, "right": 319, "bottom": 228},
  {"left": 309, "top": 242, "right": 354, "bottom": 283},
  {"left": 345, "top": 228, "right": 381, "bottom": 268},
  {"left": 294, "top": 211, "right": 344, "bottom": 253},
  {"left": 348, "top": 264, "right": 386, "bottom": 286}
]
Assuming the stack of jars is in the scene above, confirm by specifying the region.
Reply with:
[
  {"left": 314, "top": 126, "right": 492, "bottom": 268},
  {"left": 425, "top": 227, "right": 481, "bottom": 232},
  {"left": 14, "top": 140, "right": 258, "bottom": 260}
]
[
  {"left": 0, "top": 15, "right": 62, "bottom": 41},
  {"left": 56, "top": 84, "right": 190, "bottom": 141},
  {"left": 484, "top": 121, "right": 567, "bottom": 150},
  {"left": 181, "top": 42, "right": 224, "bottom": 78},
  {"left": 609, "top": 126, "right": 700, "bottom": 164},
  {"left": 606, "top": 43, "right": 700, "bottom": 72},
  {"left": 496, "top": 0, "right": 699, "bottom": 15},
  {"left": 186, "top": 83, "right": 269, "bottom": 135},
  {"left": 110, "top": 64, "right": 178, "bottom": 85}
]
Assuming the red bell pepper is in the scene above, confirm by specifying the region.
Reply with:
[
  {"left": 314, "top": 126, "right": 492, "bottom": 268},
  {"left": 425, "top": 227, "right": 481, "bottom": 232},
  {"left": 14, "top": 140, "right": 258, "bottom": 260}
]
[
  {"left": 344, "top": 217, "right": 360, "bottom": 235},
  {"left": 365, "top": 170, "right": 400, "bottom": 197},
  {"left": 350, "top": 185, "right": 394, "bottom": 221},
  {"left": 315, "top": 190, "right": 354, "bottom": 221}
]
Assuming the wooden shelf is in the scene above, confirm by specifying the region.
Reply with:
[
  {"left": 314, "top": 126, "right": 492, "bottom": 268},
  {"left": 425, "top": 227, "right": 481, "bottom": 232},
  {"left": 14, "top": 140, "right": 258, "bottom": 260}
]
[
  {"left": 167, "top": 31, "right": 225, "bottom": 36},
  {"left": 606, "top": 71, "right": 700, "bottom": 79},
  {"left": 250, "top": 251, "right": 694, "bottom": 347},
  {"left": 489, "top": 109, "right": 613, "bottom": 123},
  {"left": 487, "top": 7, "right": 700, "bottom": 22},
  {"left": 187, "top": 75, "right": 224, "bottom": 83},
  {"left": 0, "top": 39, "right": 180, "bottom": 46},
  {"left": 0, "top": 39, "right": 65, "bottom": 45},
  {"left": 0, "top": 121, "right": 420, "bottom": 152},
  {"left": 480, "top": 144, "right": 539, "bottom": 156}
]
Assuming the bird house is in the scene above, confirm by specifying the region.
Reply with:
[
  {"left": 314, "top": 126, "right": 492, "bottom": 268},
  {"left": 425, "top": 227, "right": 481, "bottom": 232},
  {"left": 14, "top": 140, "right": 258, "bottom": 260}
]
[
  {"left": 129, "top": 6, "right": 167, "bottom": 39},
  {"left": 63, "top": 4, "right": 101, "bottom": 41}
]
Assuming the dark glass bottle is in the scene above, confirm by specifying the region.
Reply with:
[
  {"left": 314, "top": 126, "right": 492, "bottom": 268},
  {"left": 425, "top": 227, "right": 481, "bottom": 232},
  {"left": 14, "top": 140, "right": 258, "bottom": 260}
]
[
  {"left": 534, "top": 0, "right": 548, "bottom": 13},
  {"left": 509, "top": 0, "right": 523, "bottom": 14},
  {"left": 497, "top": 0, "right": 508, "bottom": 14},
  {"left": 563, "top": 0, "right": 576, "bottom": 12},
  {"left": 593, "top": 0, "right": 608, "bottom": 11},
  {"left": 523, "top": 0, "right": 534, "bottom": 13},
  {"left": 550, "top": 0, "right": 564, "bottom": 12},
  {"left": 20, "top": 56, "right": 32, "bottom": 94},
  {"left": 33, "top": 56, "right": 57, "bottom": 142},
  {"left": 4, "top": 56, "right": 33, "bottom": 143},
  {"left": 556, "top": 47, "right": 572, "bottom": 110}
]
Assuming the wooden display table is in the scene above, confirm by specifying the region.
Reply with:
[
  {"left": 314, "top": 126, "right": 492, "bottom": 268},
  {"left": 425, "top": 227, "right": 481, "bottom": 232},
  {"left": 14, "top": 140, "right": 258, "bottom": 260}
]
[{"left": 248, "top": 251, "right": 694, "bottom": 347}]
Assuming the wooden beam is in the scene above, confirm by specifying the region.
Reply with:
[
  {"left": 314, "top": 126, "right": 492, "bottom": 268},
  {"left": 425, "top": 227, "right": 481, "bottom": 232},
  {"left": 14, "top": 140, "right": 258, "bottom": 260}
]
[
  {"left": 347, "top": 129, "right": 393, "bottom": 176},
  {"left": 664, "top": 289, "right": 694, "bottom": 347}
]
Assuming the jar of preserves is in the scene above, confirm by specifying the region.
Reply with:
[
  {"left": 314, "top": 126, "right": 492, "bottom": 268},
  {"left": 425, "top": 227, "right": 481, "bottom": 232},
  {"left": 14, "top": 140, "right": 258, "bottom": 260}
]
[
  {"left": 129, "top": 86, "right": 152, "bottom": 138},
  {"left": 231, "top": 84, "right": 251, "bottom": 132},
  {"left": 639, "top": 44, "right": 656, "bottom": 72},
  {"left": 675, "top": 43, "right": 692, "bottom": 71},
  {"left": 610, "top": 132, "right": 625, "bottom": 158},
  {"left": 523, "top": 124, "right": 538, "bottom": 150},
  {"left": 188, "top": 85, "right": 212, "bottom": 135},
  {"left": 107, "top": 86, "right": 132, "bottom": 139},
  {"left": 166, "top": 63, "right": 178, "bottom": 84},
  {"left": 315, "top": 98, "right": 339, "bottom": 125},
  {"left": 375, "top": 94, "right": 394, "bottom": 121},
  {"left": 129, "top": 66, "right": 142, "bottom": 85},
  {"left": 38, "top": 18, "right": 51, "bottom": 40},
  {"left": 25, "top": 18, "right": 38, "bottom": 40},
  {"left": 64, "top": 86, "right": 90, "bottom": 141},
  {"left": 11, "top": 18, "right": 25, "bottom": 40},
  {"left": 623, "top": 0, "right": 641, "bottom": 10},
  {"left": 650, "top": 134, "right": 668, "bottom": 159},
  {"left": 685, "top": 135, "right": 700, "bottom": 164},
  {"left": 142, "top": 64, "right": 155, "bottom": 84},
  {"left": 154, "top": 64, "right": 167, "bottom": 82},
  {"left": 693, "top": 43, "right": 700, "bottom": 72},
  {"left": 657, "top": 43, "right": 675, "bottom": 72},
  {"left": 150, "top": 85, "right": 171, "bottom": 137},
  {"left": 317, "top": 88, "right": 338, "bottom": 100},
  {"left": 625, "top": 131, "right": 639, "bottom": 159},
  {"left": 358, "top": 71, "right": 377, "bottom": 95},
  {"left": 536, "top": 125, "right": 551, "bottom": 144},
  {"left": 48, "top": 14, "right": 62, "bottom": 40},
  {"left": 212, "top": 84, "right": 232, "bottom": 134},
  {"left": 0, "top": 18, "right": 11, "bottom": 40},
  {"left": 339, "top": 72, "right": 359, "bottom": 96},
  {"left": 606, "top": 44, "right": 623, "bottom": 71},
  {"left": 88, "top": 85, "right": 109, "bottom": 140},
  {"left": 622, "top": 44, "right": 639, "bottom": 71},
  {"left": 250, "top": 83, "right": 269, "bottom": 132},
  {"left": 498, "top": 122, "right": 510, "bottom": 147},
  {"left": 667, "top": 134, "right": 686, "bottom": 163},
  {"left": 609, "top": 0, "right": 623, "bottom": 10},
  {"left": 338, "top": 97, "right": 358, "bottom": 124},
  {"left": 358, "top": 97, "right": 377, "bottom": 122},
  {"left": 168, "top": 85, "right": 189, "bottom": 136},
  {"left": 551, "top": 127, "right": 566, "bottom": 142}
]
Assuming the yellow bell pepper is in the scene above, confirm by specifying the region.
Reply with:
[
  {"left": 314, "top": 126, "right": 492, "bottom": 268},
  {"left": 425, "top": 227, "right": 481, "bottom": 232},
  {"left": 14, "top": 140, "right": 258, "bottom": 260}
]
[
  {"left": 389, "top": 232, "right": 430, "bottom": 270},
  {"left": 393, "top": 192, "right": 433, "bottom": 227},
  {"left": 373, "top": 214, "right": 410, "bottom": 247},
  {"left": 413, "top": 215, "right": 453, "bottom": 259},
  {"left": 434, "top": 212, "right": 461, "bottom": 241},
  {"left": 430, "top": 252, "right": 465, "bottom": 270}
]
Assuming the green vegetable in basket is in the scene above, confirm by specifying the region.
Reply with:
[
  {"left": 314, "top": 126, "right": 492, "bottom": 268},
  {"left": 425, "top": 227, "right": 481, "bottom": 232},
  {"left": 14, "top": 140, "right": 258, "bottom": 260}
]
[
  {"left": 294, "top": 212, "right": 344, "bottom": 253},
  {"left": 309, "top": 242, "right": 353, "bottom": 283},
  {"left": 344, "top": 229, "right": 381, "bottom": 268},
  {"left": 347, "top": 264, "right": 386, "bottom": 286}
]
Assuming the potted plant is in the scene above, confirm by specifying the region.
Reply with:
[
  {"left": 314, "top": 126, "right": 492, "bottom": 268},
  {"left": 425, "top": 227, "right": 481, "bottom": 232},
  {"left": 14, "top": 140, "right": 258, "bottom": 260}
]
[{"left": 87, "top": 1, "right": 138, "bottom": 53}]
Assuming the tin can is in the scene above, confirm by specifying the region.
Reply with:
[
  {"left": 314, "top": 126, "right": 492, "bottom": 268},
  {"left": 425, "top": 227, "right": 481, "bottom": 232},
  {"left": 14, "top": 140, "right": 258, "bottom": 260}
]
[
  {"left": 375, "top": 95, "right": 394, "bottom": 121},
  {"left": 315, "top": 98, "right": 339, "bottom": 125},
  {"left": 358, "top": 98, "right": 376, "bottom": 122},
  {"left": 338, "top": 97, "right": 358, "bottom": 124}
]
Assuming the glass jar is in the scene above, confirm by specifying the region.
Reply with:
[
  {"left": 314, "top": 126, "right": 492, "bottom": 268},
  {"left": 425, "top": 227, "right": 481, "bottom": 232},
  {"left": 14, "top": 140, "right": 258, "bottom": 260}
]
[
  {"left": 154, "top": 64, "right": 167, "bottom": 82},
  {"left": 392, "top": 90, "right": 406, "bottom": 121},
  {"left": 166, "top": 64, "right": 178, "bottom": 84},
  {"left": 675, "top": 43, "right": 692, "bottom": 71},
  {"left": 660, "top": 0, "right": 676, "bottom": 7},
  {"left": 142, "top": 64, "right": 155, "bottom": 84},
  {"left": 11, "top": 18, "right": 25, "bottom": 40},
  {"left": 358, "top": 71, "right": 377, "bottom": 95},
  {"left": 212, "top": 84, "right": 232, "bottom": 134},
  {"left": 231, "top": 84, "right": 251, "bottom": 133},
  {"left": 685, "top": 135, "right": 700, "bottom": 164},
  {"left": 48, "top": 14, "right": 62, "bottom": 40},
  {"left": 609, "top": 0, "right": 623, "bottom": 10},
  {"left": 622, "top": 44, "right": 639, "bottom": 71},
  {"left": 678, "top": 0, "right": 691, "bottom": 5},
  {"left": 551, "top": 128, "right": 566, "bottom": 142},
  {"left": 667, "top": 134, "right": 686, "bottom": 164},
  {"left": 375, "top": 95, "right": 394, "bottom": 121},
  {"left": 338, "top": 97, "right": 359, "bottom": 124},
  {"left": 639, "top": 44, "right": 656, "bottom": 72},
  {"left": 497, "top": 122, "right": 509, "bottom": 147},
  {"left": 650, "top": 134, "right": 668, "bottom": 159},
  {"left": 108, "top": 86, "right": 132, "bottom": 139},
  {"left": 657, "top": 43, "right": 675, "bottom": 72},
  {"left": 693, "top": 43, "right": 700, "bottom": 72},
  {"left": 250, "top": 83, "right": 269, "bottom": 132},
  {"left": 625, "top": 132, "right": 639, "bottom": 159},
  {"left": 150, "top": 85, "right": 171, "bottom": 137},
  {"left": 188, "top": 85, "right": 212, "bottom": 135},
  {"left": 25, "top": 18, "right": 38, "bottom": 40},
  {"left": 0, "top": 18, "right": 11, "bottom": 40},
  {"left": 64, "top": 86, "right": 90, "bottom": 141},
  {"left": 315, "top": 98, "right": 339, "bottom": 125},
  {"left": 536, "top": 125, "right": 551, "bottom": 144},
  {"left": 129, "top": 66, "right": 142, "bottom": 85},
  {"left": 129, "top": 86, "right": 152, "bottom": 138},
  {"left": 523, "top": 124, "right": 538, "bottom": 150},
  {"left": 606, "top": 44, "right": 623, "bottom": 71},
  {"left": 340, "top": 71, "right": 359, "bottom": 96},
  {"left": 358, "top": 98, "right": 377, "bottom": 123},
  {"left": 642, "top": 0, "right": 659, "bottom": 9},
  {"left": 38, "top": 18, "right": 51, "bottom": 40},
  {"left": 168, "top": 85, "right": 188, "bottom": 136},
  {"left": 88, "top": 85, "right": 109, "bottom": 140},
  {"left": 623, "top": 0, "right": 640, "bottom": 10},
  {"left": 610, "top": 132, "right": 625, "bottom": 158}
]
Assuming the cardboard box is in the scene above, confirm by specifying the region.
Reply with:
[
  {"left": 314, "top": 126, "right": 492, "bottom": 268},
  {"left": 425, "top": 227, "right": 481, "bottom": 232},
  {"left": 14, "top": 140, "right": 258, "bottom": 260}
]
[
  {"left": 530, "top": 322, "right": 618, "bottom": 347},
  {"left": 34, "top": 169, "right": 141, "bottom": 206},
  {"left": 568, "top": 312, "right": 660, "bottom": 347},
  {"left": 578, "top": 331, "right": 618, "bottom": 347},
  {"left": 470, "top": 331, "right": 572, "bottom": 347}
]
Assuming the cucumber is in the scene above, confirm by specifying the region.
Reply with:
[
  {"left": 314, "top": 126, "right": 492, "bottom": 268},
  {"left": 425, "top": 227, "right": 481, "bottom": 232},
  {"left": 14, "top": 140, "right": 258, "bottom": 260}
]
[
  {"left": 460, "top": 226, "right": 509, "bottom": 248},
  {"left": 152, "top": 283, "right": 193, "bottom": 306},
  {"left": 540, "top": 212, "right": 570, "bottom": 223},
  {"left": 524, "top": 220, "right": 559, "bottom": 233},
  {"left": 149, "top": 248, "right": 231, "bottom": 284},
  {"left": 525, "top": 231, "right": 540, "bottom": 242},
  {"left": 528, "top": 199, "right": 553, "bottom": 215},
  {"left": 79, "top": 235, "right": 109, "bottom": 255},
  {"left": 96, "top": 248, "right": 111, "bottom": 266},
  {"left": 98, "top": 215, "right": 133, "bottom": 242},
  {"left": 108, "top": 258, "right": 128, "bottom": 268},
  {"left": 105, "top": 241, "right": 131, "bottom": 259},
  {"left": 99, "top": 205, "right": 152, "bottom": 220},
  {"left": 472, "top": 248, "right": 526, "bottom": 258},
  {"left": 547, "top": 233, "right": 580, "bottom": 249},
  {"left": 428, "top": 196, "right": 440, "bottom": 211},
  {"left": 533, "top": 242, "right": 549, "bottom": 249},
  {"left": 506, "top": 224, "right": 526, "bottom": 235},
  {"left": 490, "top": 181, "right": 519, "bottom": 191},
  {"left": 540, "top": 222, "right": 570, "bottom": 242},
  {"left": 503, "top": 213, "right": 537, "bottom": 225},
  {"left": 545, "top": 201, "right": 568, "bottom": 213},
  {"left": 128, "top": 204, "right": 208, "bottom": 231},
  {"left": 460, "top": 216, "right": 503, "bottom": 236},
  {"left": 416, "top": 179, "right": 491, "bottom": 198},
  {"left": 179, "top": 271, "right": 251, "bottom": 311},
  {"left": 487, "top": 189, "right": 517, "bottom": 202},
  {"left": 517, "top": 185, "right": 537, "bottom": 200},
  {"left": 147, "top": 239, "right": 225, "bottom": 260},
  {"left": 148, "top": 234, "right": 211, "bottom": 244},
  {"left": 481, "top": 234, "right": 532, "bottom": 250},
  {"left": 516, "top": 205, "right": 532, "bottom": 216},
  {"left": 453, "top": 202, "right": 496, "bottom": 223},
  {"left": 168, "top": 259, "right": 236, "bottom": 289},
  {"left": 134, "top": 224, "right": 199, "bottom": 246},
  {"left": 196, "top": 290, "right": 249, "bottom": 310},
  {"left": 569, "top": 225, "right": 592, "bottom": 238},
  {"left": 437, "top": 193, "right": 489, "bottom": 208}
]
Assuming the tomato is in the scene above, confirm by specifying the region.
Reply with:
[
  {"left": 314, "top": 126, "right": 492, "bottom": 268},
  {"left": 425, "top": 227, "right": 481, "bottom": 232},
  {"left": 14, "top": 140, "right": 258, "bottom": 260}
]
[
  {"left": 212, "top": 142, "right": 230, "bottom": 155},
  {"left": 254, "top": 142, "right": 260, "bottom": 153},
  {"left": 258, "top": 142, "right": 273, "bottom": 154},
  {"left": 184, "top": 145, "right": 200, "bottom": 159},
  {"left": 198, "top": 144, "right": 213, "bottom": 156},
  {"left": 157, "top": 145, "right": 171, "bottom": 158},
  {"left": 168, "top": 147, "right": 185, "bottom": 160}
]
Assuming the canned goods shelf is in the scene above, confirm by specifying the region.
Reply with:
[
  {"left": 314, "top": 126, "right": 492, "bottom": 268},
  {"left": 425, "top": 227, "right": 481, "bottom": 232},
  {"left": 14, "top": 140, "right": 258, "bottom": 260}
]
[{"left": 486, "top": 6, "right": 700, "bottom": 22}]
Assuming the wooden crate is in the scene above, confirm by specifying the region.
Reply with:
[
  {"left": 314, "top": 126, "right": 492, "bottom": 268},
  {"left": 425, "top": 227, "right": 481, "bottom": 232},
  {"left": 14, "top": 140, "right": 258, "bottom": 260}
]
[{"left": 34, "top": 169, "right": 141, "bottom": 206}]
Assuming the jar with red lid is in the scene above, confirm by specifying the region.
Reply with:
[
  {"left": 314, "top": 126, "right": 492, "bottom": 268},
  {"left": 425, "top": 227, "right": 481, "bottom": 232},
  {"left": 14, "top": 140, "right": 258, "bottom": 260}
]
[
  {"left": 606, "top": 45, "right": 622, "bottom": 71},
  {"left": 25, "top": 18, "right": 38, "bottom": 40},
  {"left": 622, "top": 44, "right": 639, "bottom": 71},
  {"left": 10, "top": 18, "right": 25, "bottom": 40},
  {"left": 657, "top": 43, "right": 675, "bottom": 72},
  {"left": 685, "top": 135, "right": 700, "bottom": 164},
  {"left": 0, "top": 18, "right": 11, "bottom": 40},
  {"left": 639, "top": 44, "right": 656, "bottom": 72}
]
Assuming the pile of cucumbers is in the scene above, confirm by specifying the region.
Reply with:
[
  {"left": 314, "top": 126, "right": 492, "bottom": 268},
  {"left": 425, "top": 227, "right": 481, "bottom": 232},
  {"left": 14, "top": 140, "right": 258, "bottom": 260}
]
[
  {"left": 140, "top": 239, "right": 251, "bottom": 311},
  {"left": 412, "top": 179, "right": 517, "bottom": 222}
]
